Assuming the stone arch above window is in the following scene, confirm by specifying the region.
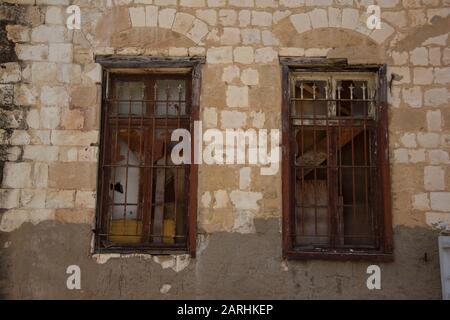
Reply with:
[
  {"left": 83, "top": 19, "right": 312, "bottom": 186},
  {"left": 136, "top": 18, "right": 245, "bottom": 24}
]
[
  {"left": 127, "top": 7, "right": 210, "bottom": 45},
  {"left": 93, "top": 6, "right": 208, "bottom": 50},
  {"left": 274, "top": 8, "right": 395, "bottom": 45}
]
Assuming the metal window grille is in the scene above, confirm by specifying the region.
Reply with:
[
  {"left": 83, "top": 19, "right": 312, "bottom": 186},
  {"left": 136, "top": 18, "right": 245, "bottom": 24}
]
[
  {"left": 95, "top": 73, "right": 193, "bottom": 253},
  {"left": 284, "top": 68, "right": 392, "bottom": 259}
]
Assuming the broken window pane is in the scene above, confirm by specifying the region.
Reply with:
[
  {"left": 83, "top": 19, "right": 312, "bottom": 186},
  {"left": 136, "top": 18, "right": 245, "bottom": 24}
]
[
  {"left": 292, "top": 80, "right": 329, "bottom": 118},
  {"left": 336, "top": 80, "right": 374, "bottom": 118}
]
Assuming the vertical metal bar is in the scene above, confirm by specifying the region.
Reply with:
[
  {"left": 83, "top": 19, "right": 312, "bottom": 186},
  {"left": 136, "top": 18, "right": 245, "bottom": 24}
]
[
  {"left": 173, "top": 83, "right": 182, "bottom": 243},
  {"left": 363, "top": 88, "right": 370, "bottom": 242},
  {"left": 281, "top": 66, "right": 292, "bottom": 255},
  {"left": 162, "top": 83, "right": 170, "bottom": 242},
  {"left": 147, "top": 81, "right": 157, "bottom": 243},
  {"left": 110, "top": 82, "right": 120, "bottom": 239},
  {"left": 141, "top": 80, "right": 151, "bottom": 243},
  {"left": 325, "top": 80, "right": 333, "bottom": 247},
  {"left": 98, "top": 72, "right": 109, "bottom": 244},
  {"left": 350, "top": 84, "right": 356, "bottom": 245},
  {"left": 123, "top": 82, "right": 132, "bottom": 235},
  {"left": 137, "top": 82, "right": 145, "bottom": 236},
  {"left": 337, "top": 79, "right": 343, "bottom": 246},
  {"left": 313, "top": 82, "right": 318, "bottom": 239}
]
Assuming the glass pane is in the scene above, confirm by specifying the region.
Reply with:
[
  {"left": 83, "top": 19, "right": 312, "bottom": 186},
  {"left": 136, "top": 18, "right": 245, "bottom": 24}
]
[
  {"left": 108, "top": 128, "right": 145, "bottom": 243},
  {"left": 294, "top": 127, "right": 330, "bottom": 248},
  {"left": 150, "top": 128, "right": 186, "bottom": 244},
  {"left": 112, "top": 81, "right": 146, "bottom": 115},
  {"left": 155, "top": 80, "right": 186, "bottom": 116},
  {"left": 337, "top": 128, "right": 377, "bottom": 248},
  {"left": 336, "top": 80, "right": 372, "bottom": 118},
  {"left": 292, "top": 80, "right": 328, "bottom": 117}
]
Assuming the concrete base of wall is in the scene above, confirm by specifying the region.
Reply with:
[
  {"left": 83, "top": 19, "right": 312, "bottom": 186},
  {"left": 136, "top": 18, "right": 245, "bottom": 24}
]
[{"left": 0, "top": 219, "right": 442, "bottom": 299}]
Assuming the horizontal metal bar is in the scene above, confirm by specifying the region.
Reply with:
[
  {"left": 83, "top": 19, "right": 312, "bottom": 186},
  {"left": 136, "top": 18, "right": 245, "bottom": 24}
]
[
  {"left": 290, "top": 98, "right": 376, "bottom": 102},
  {"left": 103, "top": 164, "right": 189, "bottom": 168},
  {"left": 106, "top": 99, "right": 188, "bottom": 103}
]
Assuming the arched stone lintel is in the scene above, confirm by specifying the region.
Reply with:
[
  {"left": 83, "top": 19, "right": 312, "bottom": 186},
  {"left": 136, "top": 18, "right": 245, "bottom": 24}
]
[
  {"left": 288, "top": 8, "right": 395, "bottom": 45},
  {"left": 128, "top": 7, "right": 210, "bottom": 45}
]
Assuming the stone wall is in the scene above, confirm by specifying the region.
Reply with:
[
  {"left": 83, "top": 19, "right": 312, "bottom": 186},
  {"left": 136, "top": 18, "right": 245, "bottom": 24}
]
[{"left": 0, "top": 0, "right": 449, "bottom": 299}]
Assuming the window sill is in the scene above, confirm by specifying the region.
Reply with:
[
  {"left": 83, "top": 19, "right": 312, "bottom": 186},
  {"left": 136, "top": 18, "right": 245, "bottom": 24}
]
[
  {"left": 93, "top": 246, "right": 191, "bottom": 256},
  {"left": 283, "top": 249, "right": 394, "bottom": 262}
]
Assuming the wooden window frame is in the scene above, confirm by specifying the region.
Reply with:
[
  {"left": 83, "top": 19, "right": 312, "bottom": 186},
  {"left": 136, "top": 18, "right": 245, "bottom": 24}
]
[
  {"left": 93, "top": 56, "right": 204, "bottom": 257},
  {"left": 280, "top": 58, "right": 393, "bottom": 261}
]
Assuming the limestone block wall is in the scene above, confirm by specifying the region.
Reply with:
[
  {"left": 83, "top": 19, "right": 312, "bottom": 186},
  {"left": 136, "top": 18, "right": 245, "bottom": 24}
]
[{"left": 0, "top": 0, "right": 449, "bottom": 299}]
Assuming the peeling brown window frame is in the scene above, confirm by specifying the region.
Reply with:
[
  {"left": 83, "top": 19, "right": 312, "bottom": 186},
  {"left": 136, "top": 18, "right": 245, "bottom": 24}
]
[
  {"left": 280, "top": 58, "right": 393, "bottom": 261},
  {"left": 94, "top": 56, "right": 204, "bottom": 257}
]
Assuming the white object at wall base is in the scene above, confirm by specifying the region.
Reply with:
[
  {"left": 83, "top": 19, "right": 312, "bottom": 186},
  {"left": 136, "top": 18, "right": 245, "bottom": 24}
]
[{"left": 439, "top": 236, "right": 450, "bottom": 300}]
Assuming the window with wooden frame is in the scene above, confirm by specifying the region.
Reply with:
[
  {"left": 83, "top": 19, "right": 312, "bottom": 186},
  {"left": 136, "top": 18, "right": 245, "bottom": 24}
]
[
  {"left": 281, "top": 58, "right": 393, "bottom": 261},
  {"left": 94, "top": 56, "right": 203, "bottom": 255}
]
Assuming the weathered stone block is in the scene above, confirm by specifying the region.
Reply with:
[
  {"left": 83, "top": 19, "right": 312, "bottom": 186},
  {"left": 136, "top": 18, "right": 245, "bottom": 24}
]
[
  {"left": 50, "top": 130, "right": 98, "bottom": 146},
  {"left": 222, "top": 65, "right": 240, "bottom": 83},
  {"left": 0, "top": 63, "right": 21, "bottom": 84},
  {"left": 49, "top": 43, "right": 73, "bottom": 63},
  {"left": 16, "top": 44, "right": 48, "bottom": 61},
  {"left": 23, "top": 145, "right": 59, "bottom": 162},
  {"left": 424, "top": 166, "right": 445, "bottom": 191},
  {"left": 32, "top": 62, "right": 57, "bottom": 83},
  {"left": 219, "top": 9, "right": 237, "bottom": 26},
  {"left": 229, "top": 190, "right": 262, "bottom": 210},
  {"left": 207, "top": 46, "right": 233, "bottom": 64},
  {"left": 0, "top": 189, "right": 20, "bottom": 209},
  {"left": 203, "top": 107, "right": 218, "bottom": 128},
  {"left": 424, "top": 88, "right": 448, "bottom": 107},
  {"left": 410, "top": 47, "right": 428, "bottom": 66},
  {"left": 290, "top": 13, "right": 311, "bottom": 34},
  {"left": 48, "top": 162, "right": 97, "bottom": 189},
  {"left": 55, "top": 208, "right": 94, "bottom": 225},
  {"left": 220, "top": 110, "right": 247, "bottom": 128},
  {"left": 159, "top": 8, "right": 176, "bottom": 29},
  {"left": 430, "top": 192, "right": 450, "bottom": 212},
  {"left": 196, "top": 9, "right": 217, "bottom": 26},
  {"left": 233, "top": 46, "right": 254, "bottom": 64},
  {"left": 46, "top": 190, "right": 75, "bottom": 209},
  {"left": 427, "top": 110, "right": 442, "bottom": 132},
  {"left": 241, "top": 68, "right": 259, "bottom": 86},
  {"left": 226, "top": 86, "right": 249, "bottom": 108},
  {"left": 172, "top": 13, "right": 196, "bottom": 34},
  {"left": 412, "top": 193, "right": 430, "bottom": 211},
  {"left": 220, "top": 27, "right": 241, "bottom": 45},
  {"left": 254, "top": 47, "right": 277, "bottom": 63},
  {"left": 241, "top": 28, "right": 260, "bottom": 44},
  {"left": 2, "top": 162, "right": 32, "bottom": 188},
  {"left": 40, "top": 85, "right": 69, "bottom": 107},
  {"left": 251, "top": 11, "right": 272, "bottom": 27},
  {"left": 31, "top": 25, "right": 69, "bottom": 43},
  {"left": 20, "top": 189, "right": 46, "bottom": 209}
]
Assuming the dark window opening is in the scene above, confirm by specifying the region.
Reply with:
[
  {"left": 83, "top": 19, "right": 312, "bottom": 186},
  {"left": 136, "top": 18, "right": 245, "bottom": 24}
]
[
  {"left": 94, "top": 56, "right": 203, "bottom": 255},
  {"left": 281, "top": 59, "right": 393, "bottom": 261}
]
